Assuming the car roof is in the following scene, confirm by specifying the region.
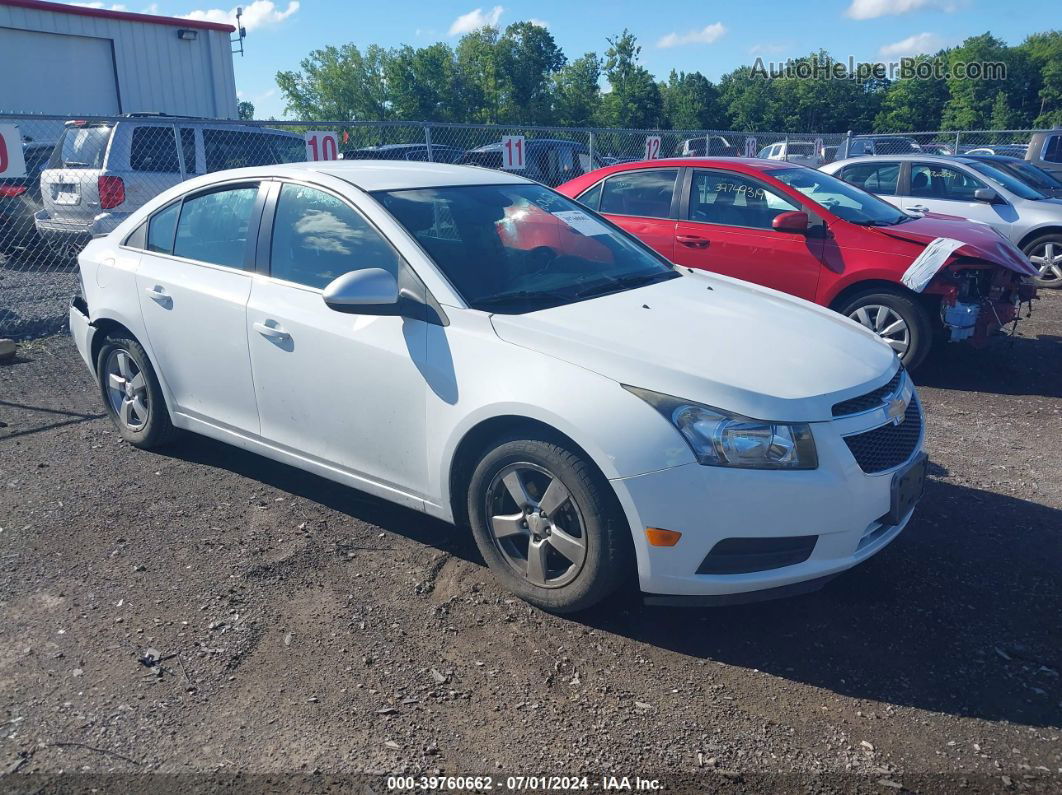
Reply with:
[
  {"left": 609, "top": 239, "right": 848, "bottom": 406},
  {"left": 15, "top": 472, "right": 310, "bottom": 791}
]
[
  {"left": 960, "top": 153, "right": 1023, "bottom": 163},
  {"left": 258, "top": 160, "right": 534, "bottom": 191},
  {"left": 470, "top": 139, "right": 586, "bottom": 152},
  {"left": 829, "top": 154, "right": 977, "bottom": 166},
  {"left": 590, "top": 157, "right": 795, "bottom": 173}
]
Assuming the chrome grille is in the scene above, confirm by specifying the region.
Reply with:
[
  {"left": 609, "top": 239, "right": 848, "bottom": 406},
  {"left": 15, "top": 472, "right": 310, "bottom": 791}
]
[
  {"left": 832, "top": 369, "right": 904, "bottom": 417},
  {"left": 843, "top": 397, "right": 922, "bottom": 474}
]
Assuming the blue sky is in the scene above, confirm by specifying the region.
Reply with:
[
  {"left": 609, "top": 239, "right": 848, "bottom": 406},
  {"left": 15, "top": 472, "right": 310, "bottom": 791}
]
[{"left": 68, "top": 0, "right": 1057, "bottom": 118}]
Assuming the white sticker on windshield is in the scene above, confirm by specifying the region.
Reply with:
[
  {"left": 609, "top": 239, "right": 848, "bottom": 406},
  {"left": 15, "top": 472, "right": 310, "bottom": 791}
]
[
  {"left": 552, "top": 210, "right": 610, "bottom": 236},
  {"left": 902, "top": 237, "right": 965, "bottom": 293}
]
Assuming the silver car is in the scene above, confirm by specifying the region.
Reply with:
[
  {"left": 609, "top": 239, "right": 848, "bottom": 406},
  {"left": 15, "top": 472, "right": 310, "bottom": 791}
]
[
  {"left": 822, "top": 154, "right": 1062, "bottom": 288},
  {"left": 34, "top": 115, "right": 305, "bottom": 256}
]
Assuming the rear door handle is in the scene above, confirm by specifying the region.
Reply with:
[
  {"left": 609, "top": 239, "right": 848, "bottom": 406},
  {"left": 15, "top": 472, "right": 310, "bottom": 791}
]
[
  {"left": 144, "top": 285, "right": 171, "bottom": 304},
  {"left": 677, "top": 234, "right": 709, "bottom": 248},
  {"left": 253, "top": 321, "right": 291, "bottom": 341}
]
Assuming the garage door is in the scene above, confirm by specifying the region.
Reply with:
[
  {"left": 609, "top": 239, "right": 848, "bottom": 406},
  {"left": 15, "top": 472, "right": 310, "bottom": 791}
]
[{"left": 0, "top": 28, "right": 120, "bottom": 115}]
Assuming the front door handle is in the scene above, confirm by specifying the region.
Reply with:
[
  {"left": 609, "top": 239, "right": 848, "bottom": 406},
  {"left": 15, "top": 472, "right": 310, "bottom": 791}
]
[
  {"left": 677, "top": 234, "right": 710, "bottom": 248},
  {"left": 908, "top": 204, "right": 930, "bottom": 213},
  {"left": 144, "top": 285, "right": 171, "bottom": 305},
  {"left": 253, "top": 321, "right": 291, "bottom": 341}
]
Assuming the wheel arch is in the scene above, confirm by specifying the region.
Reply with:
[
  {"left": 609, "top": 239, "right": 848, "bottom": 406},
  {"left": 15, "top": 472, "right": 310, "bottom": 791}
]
[
  {"left": 827, "top": 279, "right": 918, "bottom": 312},
  {"left": 89, "top": 317, "right": 140, "bottom": 374},
  {"left": 446, "top": 415, "right": 611, "bottom": 530},
  {"left": 1016, "top": 225, "right": 1062, "bottom": 251}
]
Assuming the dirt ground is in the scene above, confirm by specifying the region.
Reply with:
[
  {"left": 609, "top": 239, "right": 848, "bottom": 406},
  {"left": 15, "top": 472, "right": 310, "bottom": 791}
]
[{"left": 1, "top": 291, "right": 1060, "bottom": 793}]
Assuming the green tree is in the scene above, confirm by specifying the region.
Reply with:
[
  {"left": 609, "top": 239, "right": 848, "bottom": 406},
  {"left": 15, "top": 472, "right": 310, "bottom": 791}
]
[
  {"left": 600, "top": 30, "right": 663, "bottom": 128},
  {"left": 276, "top": 43, "right": 389, "bottom": 120},
  {"left": 383, "top": 43, "right": 466, "bottom": 121},
  {"left": 1020, "top": 30, "right": 1062, "bottom": 126},
  {"left": 237, "top": 100, "right": 255, "bottom": 120},
  {"left": 989, "top": 90, "right": 1018, "bottom": 128},
  {"left": 874, "top": 56, "right": 950, "bottom": 131},
  {"left": 940, "top": 33, "right": 1034, "bottom": 129},
  {"left": 497, "top": 22, "right": 566, "bottom": 123},
  {"left": 455, "top": 27, "right": 503, "bottom": 124},
  {"left": 551, "top": 53, "right": 602, "bottom": 127},
  {"left": 660, "top": 70, "right": 726, "bottom": 130}
]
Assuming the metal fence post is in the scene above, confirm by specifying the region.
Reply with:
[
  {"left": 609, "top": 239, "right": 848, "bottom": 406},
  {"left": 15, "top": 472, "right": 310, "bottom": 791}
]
[
  {"left": 783, "top": 133, "right": 789, "bottom": 162},
  {"left": 588, "top": 129, "right": 594, "bottom": 164},
  {"left": 173, "top": 123, "right": 186, "bottom": 180},
  {"left": 954, "top": 130, "right": 962, "bottom": 156},
  {"left": 424, "top": 124, "right": 434, "bottom": 162}
]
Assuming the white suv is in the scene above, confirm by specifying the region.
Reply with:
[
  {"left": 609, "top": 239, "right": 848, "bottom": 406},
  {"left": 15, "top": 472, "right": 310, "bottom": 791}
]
[
  {"left": 35, "top": 115, "right": 304, "bottom": 255},
  {"left": 69, "top": 160, "right": 926, "bottom": 612}
]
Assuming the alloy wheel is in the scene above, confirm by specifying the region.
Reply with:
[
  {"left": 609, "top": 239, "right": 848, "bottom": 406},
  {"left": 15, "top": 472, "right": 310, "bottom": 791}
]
[
  {"left": 104, "top": 348, "right": 149, "bottom": 431},
  {"left": 484, "top": 463, "right": 588, "bottom": 589},
  {"left": 848, "top": 304, "right": 910, "bottom": 355},
  {"left": 1029, "top": 241, "right": 1062, "bottom": 284}
]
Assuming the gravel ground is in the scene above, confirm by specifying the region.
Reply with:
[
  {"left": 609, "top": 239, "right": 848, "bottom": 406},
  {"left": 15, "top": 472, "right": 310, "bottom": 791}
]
[
  {"left": 0, "top": 249, "right": 78, "bottom": 340},
  {"left": 1, "top": 292, "right": 1060, "bottom": 793}
]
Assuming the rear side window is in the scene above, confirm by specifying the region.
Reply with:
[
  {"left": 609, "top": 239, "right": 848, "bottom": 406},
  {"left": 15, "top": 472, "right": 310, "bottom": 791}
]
[
  {"left": 130, "top": 127, "right": 180, "bottom": 173},
  {"left": 146, "top": 201, "right": 180, "bottom": 253},
  {"left": 48, "top": 126, "right": 112, "bottom": 169},
  {"left": 599, "top": 170, "right": 677, "bottom": 219},
  {"left": 838, "top": 162, "right": 899, "bottom": 194},
  {"left": 203, "top": 129, "right": 305, "bottom": 172},
  {"left": 173, "top": 185, "right": 259, "bottom": 267},
  {"left": 269, "top": 184, "right": 399, "bottom": 289},
  {"left": 1044, "top": 134, "right": 1062, "bottom": 164}
]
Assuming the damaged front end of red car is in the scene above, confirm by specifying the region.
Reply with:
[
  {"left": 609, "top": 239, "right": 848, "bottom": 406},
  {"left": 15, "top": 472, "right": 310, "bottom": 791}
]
[{"left": 923, "top": 260, "right": 1038, "bottom": 347}]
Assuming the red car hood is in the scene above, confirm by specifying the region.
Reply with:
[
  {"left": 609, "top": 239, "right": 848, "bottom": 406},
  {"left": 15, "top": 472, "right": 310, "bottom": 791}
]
[{"left": 865, "top": 213, "right": 1037, "bottom": 277}]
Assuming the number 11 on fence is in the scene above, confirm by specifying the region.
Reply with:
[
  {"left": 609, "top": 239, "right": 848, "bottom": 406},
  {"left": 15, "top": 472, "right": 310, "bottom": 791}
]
[{"left": 501, "top": 135, "right": 525, "bottom": 170}]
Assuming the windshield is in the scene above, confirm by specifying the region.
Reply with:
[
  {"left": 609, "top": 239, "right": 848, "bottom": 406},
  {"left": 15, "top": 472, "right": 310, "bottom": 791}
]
[
  {"left": 771, "top": 167, "right": 909, "bottom": 225},
  {"left": 374, "top": 184, "right": 678, "bottom": 313},
  {"left": 967, "top": 161, "right": 1046, "bottom": 200},
  {"left": 48, "top": 125, "right": 112, "bottom": 169}
]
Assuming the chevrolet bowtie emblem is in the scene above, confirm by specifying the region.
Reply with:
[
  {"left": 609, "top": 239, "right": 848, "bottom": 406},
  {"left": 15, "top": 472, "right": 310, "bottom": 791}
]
[{"left": 886, "top": 395, "right": 907, "bottom": 425}]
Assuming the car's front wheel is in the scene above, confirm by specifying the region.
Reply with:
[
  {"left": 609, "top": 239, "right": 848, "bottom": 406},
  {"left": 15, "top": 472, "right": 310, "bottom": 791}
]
[
  {"left": 1022, "top": 233, "right": 1062, "bottom": 288},
  {"left": 467, "top": 434, "right": 633, "bottom": 613},
  {"left": 838, "top": 288, "right": 932, "bottom": 369},
  {"left": 95, "top": 333, "right": 178, "bottom": 448}
]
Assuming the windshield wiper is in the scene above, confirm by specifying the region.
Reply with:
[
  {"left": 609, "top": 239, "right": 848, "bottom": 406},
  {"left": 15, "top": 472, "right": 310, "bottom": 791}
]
[
  {"left": 473, "top": 289, "right": 572, "bottom": 310},
  {"left": 574, "top": 271, "right": 675, "bottom": 299}
]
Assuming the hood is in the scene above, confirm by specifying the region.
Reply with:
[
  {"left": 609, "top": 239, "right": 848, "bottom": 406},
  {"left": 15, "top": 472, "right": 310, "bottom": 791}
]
[
  {"left": 867, "top": 213, "right": 1037, "bottom": 276},
  {"left": 490, "top": 271, "right": 898, "bottom": 423}
]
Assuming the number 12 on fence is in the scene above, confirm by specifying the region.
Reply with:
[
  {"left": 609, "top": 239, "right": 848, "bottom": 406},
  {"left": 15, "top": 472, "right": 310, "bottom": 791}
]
[
  {"left": 305, "top": 131, "right": 339, "bottom": 161},
  {"left": 644, "top": 136, "right": 661, "bottom": 161},
  {"left": 501, "top": 135, "right": 525, "bottom": 170}
]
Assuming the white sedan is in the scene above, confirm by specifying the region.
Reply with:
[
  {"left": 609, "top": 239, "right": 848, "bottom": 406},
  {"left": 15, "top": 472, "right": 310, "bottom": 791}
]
[{"left": 69, "top": 161, "right": 926, "bottom": 612}]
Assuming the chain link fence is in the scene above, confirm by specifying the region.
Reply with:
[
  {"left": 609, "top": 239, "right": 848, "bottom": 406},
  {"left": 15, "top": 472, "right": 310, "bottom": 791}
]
[{"left": 0, "top": 113, "right": 1055, "bottom": 340}]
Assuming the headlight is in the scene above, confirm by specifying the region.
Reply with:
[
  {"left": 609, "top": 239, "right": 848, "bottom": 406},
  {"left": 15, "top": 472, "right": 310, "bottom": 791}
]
[{"left": 624, "top": 386, "right": 818, "bottom": 470}]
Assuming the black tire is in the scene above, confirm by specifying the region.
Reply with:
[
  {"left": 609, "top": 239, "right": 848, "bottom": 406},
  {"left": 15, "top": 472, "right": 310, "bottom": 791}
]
[
  {"left": 95, "top": 333, "right": 178, "bottom": 449},
  {"left": 837, "top": 287, "right": 933, "bottom": 370},
  {"left": 466, "top": 433, "right": 634, "bottom": 614},
  {"left": 1021, "top": 233, "right": 1062, "bottom": 289}
]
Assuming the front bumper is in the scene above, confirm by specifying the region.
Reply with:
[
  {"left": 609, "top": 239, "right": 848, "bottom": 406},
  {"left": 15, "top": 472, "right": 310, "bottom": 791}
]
[{"left": 610, "top": 402, "right": 924, "bottom": 600}]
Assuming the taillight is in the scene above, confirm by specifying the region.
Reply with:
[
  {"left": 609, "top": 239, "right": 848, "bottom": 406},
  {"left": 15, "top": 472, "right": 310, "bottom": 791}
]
[
  {"left": 98, "top": 176, "right": 125, "bottom": 209},
  {"left": 0, "top": 185, "right": 27, "bottom": 198}
]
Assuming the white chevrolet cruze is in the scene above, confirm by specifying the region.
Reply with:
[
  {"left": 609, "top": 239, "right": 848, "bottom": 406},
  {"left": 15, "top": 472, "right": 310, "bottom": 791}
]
[{"left": 69, "top": 161, "right": 926, "bottom": 612}]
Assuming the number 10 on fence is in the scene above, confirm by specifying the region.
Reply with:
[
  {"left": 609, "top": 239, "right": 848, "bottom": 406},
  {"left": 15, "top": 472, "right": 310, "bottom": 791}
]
[
  {"left": 501, "top": 135, "right": 525, "bottom": 170},
  {"left": 305, "top": 131, "right": 339, "bottom": 161}
]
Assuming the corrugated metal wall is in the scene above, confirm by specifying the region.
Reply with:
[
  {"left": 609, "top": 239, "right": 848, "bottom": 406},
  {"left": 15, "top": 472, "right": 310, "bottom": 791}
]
[{"left": 0, "top": 3, "right": 238, "bottom": 118}]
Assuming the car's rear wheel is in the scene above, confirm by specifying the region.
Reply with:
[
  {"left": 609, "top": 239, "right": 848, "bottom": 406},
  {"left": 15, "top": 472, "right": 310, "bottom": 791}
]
[
  {"left": 838, "top": 288, "right": 932, "bottom": 369},
  {"left": 1022, "top": 233, "right": 1062, "bottom": 288},
  {"left": 95, "top": 333, "right": 178, "bottom": 448},
  {"left": 467, "top": 434, "right": 633, "bottom": 613}
]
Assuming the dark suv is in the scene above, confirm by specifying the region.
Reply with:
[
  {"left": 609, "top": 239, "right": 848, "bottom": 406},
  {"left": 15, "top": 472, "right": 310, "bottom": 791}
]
[{"left": 459, "top": 139, "right": 603, "bottom": 187}]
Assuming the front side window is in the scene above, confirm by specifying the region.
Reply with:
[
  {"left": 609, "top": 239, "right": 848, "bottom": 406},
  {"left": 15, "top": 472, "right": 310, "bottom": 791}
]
[
  {"left": 688, "top": 170, "right": 799, "bottom": 229},
  {"left": 599, "top": 170, "right": 677, "bottom": 219},
  {"left": 772, "top": 167, "right": 909, "bottom": 226},
  {"left": 146, "top": 201, "right": 180, "bottom": 253},
  {"left": 838, "top": 162, "right": 900, "bottom": 194},
  {"left": 1042, "top": 134, "right": 1062, "bottom": 163},
  {"left": 130, "top": 127, "right": 180, "bottom": 173},
  {"left": 375, "top": 183, "right": 677, "bottom": 313},
  {"left": 910, "top": 163, "right": 985, "bottom": 200},
  {"left": 270, "top": 184, "right": 400, "bottom": 289},
  {"left": 172, "top": 185, "right": 259, "bottom": 268}
]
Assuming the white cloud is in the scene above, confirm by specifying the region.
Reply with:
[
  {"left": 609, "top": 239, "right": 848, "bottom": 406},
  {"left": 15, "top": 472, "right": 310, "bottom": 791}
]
[
  {"left": 448, "top": 6, "right": 504, "bottom": 36},
  {"left": 845, "top": 0, "right": 954, "bottom": 20},
  {"left": 527, "top": 18, "right": 549, "bottom": 28},
  {"left": 183, "top": 0, "right": 299, "bottom": 31},
  {"left": 68, "top": 2, "right": 129, "bottom": 9},
  {"left": 878, "top": 32, "right": 945, "bottom": 56},
  {"left": 656, "top": 23, "right": 727, "bottom": 49}
]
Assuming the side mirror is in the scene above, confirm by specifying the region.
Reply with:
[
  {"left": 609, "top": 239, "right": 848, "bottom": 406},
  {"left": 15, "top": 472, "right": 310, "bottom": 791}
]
[
  {"left": 771, "top": 211, "right": 809, "bottom": 233},
  {"left": 322, "top": 268, "right": 399, "bottom": 314},
  {"left": 973, "top": 187, "right": 998, "bottom": 203}
]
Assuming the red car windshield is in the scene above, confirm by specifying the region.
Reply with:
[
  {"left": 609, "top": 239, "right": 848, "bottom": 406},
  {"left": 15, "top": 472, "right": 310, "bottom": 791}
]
[
  {"left": 375, "top": 184, "right": 677, "bottom": 313},
  {"left": 772, "top": 167, "right": 912, "bottom": 226}
]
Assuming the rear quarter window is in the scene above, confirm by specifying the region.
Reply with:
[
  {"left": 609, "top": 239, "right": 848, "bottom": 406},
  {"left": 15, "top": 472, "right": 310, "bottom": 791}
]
[
  {"left": 130, "top": 127, "right": 180, "bottom": 173},
  {"left": 48, "top": 126, "right": 112, "bottom": 169}
]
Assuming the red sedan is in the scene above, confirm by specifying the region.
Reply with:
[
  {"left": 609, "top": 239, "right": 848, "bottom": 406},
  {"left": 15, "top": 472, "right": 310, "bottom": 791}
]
[{"left": 557, "top": 159, "right": 1038, "bottom": 368}]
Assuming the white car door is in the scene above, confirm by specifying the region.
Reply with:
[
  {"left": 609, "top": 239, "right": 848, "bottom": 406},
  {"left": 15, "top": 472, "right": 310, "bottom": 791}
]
[
  {"left": 901, "top": 162, "right": 1013, "bottom": 237},
  {"left": 246, "top": 181, "right": 429, "bottom": 502},
  {"left": 134, "top": 182, "right": 263, "bottom": 434}
]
